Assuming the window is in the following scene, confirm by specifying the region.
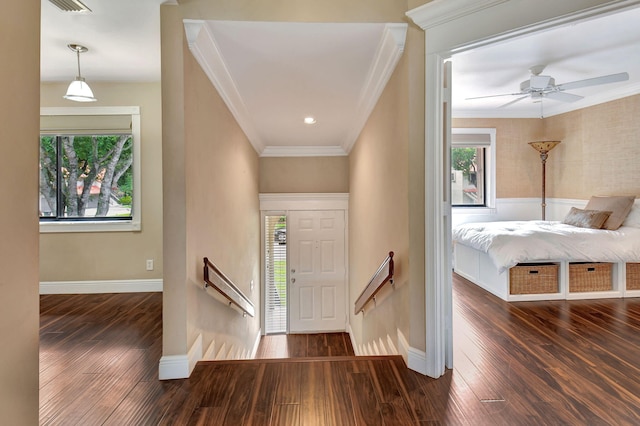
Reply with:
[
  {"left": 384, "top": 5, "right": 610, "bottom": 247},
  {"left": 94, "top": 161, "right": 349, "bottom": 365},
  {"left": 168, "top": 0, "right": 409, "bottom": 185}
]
[
  {"left": 40, "top": 134, "right": 133, "bottom": 219},
  {"left": 264, "top": 214, "right": 287, "bottom": 334},
  {"left": 39, "top": 107, "right": 141, "bottom": 232},
  {"left": 451, "top": 128, "right": 495, "bottom": 209}
]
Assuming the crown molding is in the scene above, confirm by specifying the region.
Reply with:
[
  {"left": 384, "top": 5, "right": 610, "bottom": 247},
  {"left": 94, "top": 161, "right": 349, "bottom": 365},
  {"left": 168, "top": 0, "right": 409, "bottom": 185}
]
[
  {"left": 260, "top": 145, "right": 347, "bottom": 157},
  {"left": 183, "top": 19, "right": 265, "bottom": 154},
  {"left": 342, "top": 23, "right": 407, "bottom": 153},
  {"left": 184, "top": 20, "right": 406, "bottom": 157},
  {"left": 406, "top": 0, "right": 508, "bottom": 30}
]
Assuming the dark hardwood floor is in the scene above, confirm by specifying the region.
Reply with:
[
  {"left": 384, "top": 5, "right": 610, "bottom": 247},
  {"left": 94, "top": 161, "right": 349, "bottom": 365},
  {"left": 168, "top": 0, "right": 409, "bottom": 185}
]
[
  {"left": 255, "top": 332, "right": 355, "bottom": 359},
  {"left": 40, "top": 275, "right": 640, "bottom": 424}
]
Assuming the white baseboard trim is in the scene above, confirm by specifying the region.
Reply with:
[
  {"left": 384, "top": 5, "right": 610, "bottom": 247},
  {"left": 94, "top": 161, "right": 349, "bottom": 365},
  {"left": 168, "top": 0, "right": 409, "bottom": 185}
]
[
  {"left": 159, "top": 333, "right": 202, "bottom": 380},
  {"left": 158, "top": 354, "right": 189, "bottom": 380},
  {"left": 188, "top": 334, "right": 203, "bottom": 373},
  {"left": 407, "top": 347, "right": 428, "bottom": 375},
  {"left": 40, "top": 279, "right": 163, "bottom": 294},
  {"left": 250, "top": 328, "right": 262, "bottom": 359},
  {"left": 397, "top": 328, "right": 428, "bottom": 375},
  {"left": 346, "top": 324, "right": 360, "bottom": 355},
  {"left": 397, "top": 328, "right": 409, "bottom": 362}
]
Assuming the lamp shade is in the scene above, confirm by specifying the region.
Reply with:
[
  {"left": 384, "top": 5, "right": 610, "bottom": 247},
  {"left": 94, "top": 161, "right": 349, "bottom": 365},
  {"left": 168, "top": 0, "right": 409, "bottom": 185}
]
[
  {"left": 528, "top": 140, "right": 561, "bottom": 154},
  {"left": 64, "top": 78, "right": 97, "bottom": 102}
]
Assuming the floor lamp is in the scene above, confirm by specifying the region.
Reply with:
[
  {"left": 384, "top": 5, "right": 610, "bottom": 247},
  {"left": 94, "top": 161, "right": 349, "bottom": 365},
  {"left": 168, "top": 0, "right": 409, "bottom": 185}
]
[{"left": 528, "top": 140, "right": 561, "bottom": 220}]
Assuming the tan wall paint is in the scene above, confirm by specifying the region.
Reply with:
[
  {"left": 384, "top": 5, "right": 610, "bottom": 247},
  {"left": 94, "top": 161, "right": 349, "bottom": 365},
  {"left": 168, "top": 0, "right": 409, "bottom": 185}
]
[
  {"left": 179, "top": 0, "right": 409, "bottom": 22},
  {"left": 452, "top": 117, "right": 546, "bottom": 199},
  {"left": 259, "top": 156, "right": 349, "bottom": 193},
  {"left": 184, "top": 42, "right": 261, "bottom": 355},
  {"left": 39, "top": 82, "right": 163, "bottom": 282},
  {"left": 349, "top": 52, "right": 410, "bottom": 353},
  {"left": 0, "top": 1, "right": 40, "bottom": 422},
  {"left": 453, "top": 94, "right": 640, "bottom": 202},
  {"left": 407, "top": 24, "right": 426, "bottom": 352},
  {"left": 544, "top": 94, "right": 640, "bottom": 199},
  {"left": 161, "top": 4, "right": 189, "bottom": 357},
  {"left": 168, "top": 0, "right": 424, "bottom": 360}
]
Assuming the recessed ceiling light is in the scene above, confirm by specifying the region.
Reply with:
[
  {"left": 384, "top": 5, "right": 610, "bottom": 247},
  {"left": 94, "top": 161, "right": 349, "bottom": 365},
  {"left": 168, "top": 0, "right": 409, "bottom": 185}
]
[{"left": 303, "top": 117, "right": 317, "bottom": 125}]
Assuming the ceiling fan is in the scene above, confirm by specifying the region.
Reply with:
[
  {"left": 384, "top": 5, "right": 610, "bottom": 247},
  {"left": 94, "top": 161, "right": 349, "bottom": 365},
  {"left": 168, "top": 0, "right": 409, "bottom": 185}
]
[{"left": 467, "top": 65, "right": 629, "bottom": 108}]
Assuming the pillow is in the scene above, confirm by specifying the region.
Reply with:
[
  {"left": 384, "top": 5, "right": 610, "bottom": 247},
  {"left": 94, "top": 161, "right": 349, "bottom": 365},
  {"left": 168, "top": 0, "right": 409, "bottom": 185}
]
[
  {"left": 584, "top": 195, "right": 635, "bottom": 230},
  {"left": 562, "top": 207, "right": 611, "bottom": 229},
  {"left": 622, "top": 200, "right": 640, "bottom": 228}
]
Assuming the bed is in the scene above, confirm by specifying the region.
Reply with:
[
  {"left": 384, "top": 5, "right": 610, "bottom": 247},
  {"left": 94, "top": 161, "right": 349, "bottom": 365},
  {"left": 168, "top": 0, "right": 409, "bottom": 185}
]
[{"left": 453, "top": 195, "right": 640, "bottom": 301}]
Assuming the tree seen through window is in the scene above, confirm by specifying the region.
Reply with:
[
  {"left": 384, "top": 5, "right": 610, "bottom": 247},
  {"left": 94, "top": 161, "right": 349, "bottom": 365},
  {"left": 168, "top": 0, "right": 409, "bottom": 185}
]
[{"left": 39, "top": 134, "right": 133, "bottom": 219}]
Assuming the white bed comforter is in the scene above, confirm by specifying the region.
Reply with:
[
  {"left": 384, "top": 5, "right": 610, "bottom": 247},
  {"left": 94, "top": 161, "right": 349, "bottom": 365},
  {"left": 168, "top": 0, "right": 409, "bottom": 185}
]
[{"left": 452, "top": 220, "right": 640, "bottom": 272}]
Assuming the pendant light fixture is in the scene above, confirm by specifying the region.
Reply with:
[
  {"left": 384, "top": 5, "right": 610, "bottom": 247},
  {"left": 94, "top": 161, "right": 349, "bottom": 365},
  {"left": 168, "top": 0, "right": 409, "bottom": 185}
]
[{"left": 63, "top": 44, "right": 97, "bottom": 102}]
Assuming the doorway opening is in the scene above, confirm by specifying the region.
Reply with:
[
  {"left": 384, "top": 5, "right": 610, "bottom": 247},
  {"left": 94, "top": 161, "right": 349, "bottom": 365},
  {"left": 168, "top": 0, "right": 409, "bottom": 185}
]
[{"left": 264, "top": 214, "right": 287, "bottom": 334}]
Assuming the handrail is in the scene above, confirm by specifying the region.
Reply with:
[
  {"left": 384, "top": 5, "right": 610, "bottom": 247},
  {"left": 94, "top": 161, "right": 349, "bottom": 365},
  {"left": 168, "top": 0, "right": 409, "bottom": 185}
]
[
  {"left": 354, "top": 251, "right": 394, "bottom": 314},
  {"left": 203, "top": 257, "right": 255, "bottom": 318}
]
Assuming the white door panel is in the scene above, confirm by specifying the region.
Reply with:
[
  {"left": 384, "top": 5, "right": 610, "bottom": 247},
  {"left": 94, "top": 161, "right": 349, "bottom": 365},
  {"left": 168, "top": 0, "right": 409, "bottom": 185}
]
[{"left": 289, "top": 210, "right": 346, "bottom": 333}]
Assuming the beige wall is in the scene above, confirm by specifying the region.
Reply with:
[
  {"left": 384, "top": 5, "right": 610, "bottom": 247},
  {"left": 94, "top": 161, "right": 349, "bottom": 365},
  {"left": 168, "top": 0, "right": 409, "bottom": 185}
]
[
  {"left": 452, "top": 117, "right": 545, "bottom": 199},
  {"left": 39, "top": 82, "right": 163, "bottom": 282},
  {"left": 161, "top": 0, "right": 423, "bottom": 362},
  {"left": 349, "top": 50, "right": 410, "bottom": 352},
  {"left": 453, "top": 94, "right": 640, "bottom": 202},
  {"left": 179, "top": 0, "right": 410, "bottom": 22},
  {"left": 161, "top": 4, "right": 188, "bottom": 357},
  {"left": 0, "top": 1, "right": 40, "bottom": 423},
  {"left": 407, "top": 24, "right": 426, "bottom": 352},
  {"left": 184, "top": 40, "right": 261, "bottom": 356},
  {"left": 259, "top": 156, "right": 349, "bottom": 193},
  {"left": 544, "top": 94, "right": 640, "bottom": 199}
]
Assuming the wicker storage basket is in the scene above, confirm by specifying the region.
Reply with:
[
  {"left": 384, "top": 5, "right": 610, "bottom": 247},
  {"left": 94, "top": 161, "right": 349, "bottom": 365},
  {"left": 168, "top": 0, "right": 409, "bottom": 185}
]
[
  {"left": 509, "top": 263, "right": 559, "bottom": 295},
  {"left": 627, "top": 263, "right": 640, "bottom": 290},
  {"left": 569, "top": 262, "right": 612, "bottom": 292}
]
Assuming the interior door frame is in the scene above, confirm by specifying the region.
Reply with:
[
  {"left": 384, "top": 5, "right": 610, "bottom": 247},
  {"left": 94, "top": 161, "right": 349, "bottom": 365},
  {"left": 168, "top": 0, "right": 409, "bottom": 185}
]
[
  {"left": 259, "top": 193, "right": 349, "bottom": 335},
  {"left": 407, "top": 0, "right": 640, "bottom": 378}
]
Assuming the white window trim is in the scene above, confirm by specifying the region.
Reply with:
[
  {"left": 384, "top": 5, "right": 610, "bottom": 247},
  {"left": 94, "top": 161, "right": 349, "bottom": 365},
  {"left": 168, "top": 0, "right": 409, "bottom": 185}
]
[
  {"left": 451, "top": 127, "right": 496, "bottom": 215},
  {"left": 39, "top": 106, "right": 141, "bottom": 233}
]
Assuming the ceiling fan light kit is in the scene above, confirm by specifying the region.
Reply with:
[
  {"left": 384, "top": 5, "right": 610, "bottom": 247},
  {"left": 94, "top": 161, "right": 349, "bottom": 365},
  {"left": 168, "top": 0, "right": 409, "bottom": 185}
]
[
  {"left": 63, "top": 44, "right": 97, "bottom": 102},
  {"left": 467, "top": 65, "right": 629, "bottom": 109}
]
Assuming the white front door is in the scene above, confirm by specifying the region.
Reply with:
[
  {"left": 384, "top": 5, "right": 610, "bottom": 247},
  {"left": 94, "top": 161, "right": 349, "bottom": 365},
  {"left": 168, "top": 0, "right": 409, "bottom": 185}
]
[{"left": 289, "top": 210, "right": 346, "bottom": 333}]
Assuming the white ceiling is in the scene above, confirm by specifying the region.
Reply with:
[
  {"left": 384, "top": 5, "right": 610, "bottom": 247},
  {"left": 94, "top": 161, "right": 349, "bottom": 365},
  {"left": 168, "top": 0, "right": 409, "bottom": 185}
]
[
  {"left": 41, "top": 0, "right": 164, "bottom": 82},
  {"left": 184, "top": 21, "right": 407, "bottom": 156},
  {"left": 452, "top": 5, "right": 640, "bottom": 118},
  {"left": 41, "top": 1, "right": 640, "bottom": 152}
]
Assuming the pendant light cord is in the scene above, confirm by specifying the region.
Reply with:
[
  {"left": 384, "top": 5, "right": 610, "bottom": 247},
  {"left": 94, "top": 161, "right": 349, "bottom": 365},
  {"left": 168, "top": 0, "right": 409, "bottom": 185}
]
[{"left": 75, "top": 48, "right": 84, "bottom": 79}]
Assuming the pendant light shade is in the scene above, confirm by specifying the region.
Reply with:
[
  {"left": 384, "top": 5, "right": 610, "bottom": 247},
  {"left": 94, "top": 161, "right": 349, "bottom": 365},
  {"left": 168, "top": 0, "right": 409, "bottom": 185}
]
[{"left": 63, "top": 44, "right": 96, "bottom": 102}]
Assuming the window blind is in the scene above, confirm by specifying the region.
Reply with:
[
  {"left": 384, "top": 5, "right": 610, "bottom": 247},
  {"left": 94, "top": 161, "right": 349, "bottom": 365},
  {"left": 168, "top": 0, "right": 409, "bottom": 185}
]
[{"left": 265, "top": 215, "right": 287, "bottom": 334}]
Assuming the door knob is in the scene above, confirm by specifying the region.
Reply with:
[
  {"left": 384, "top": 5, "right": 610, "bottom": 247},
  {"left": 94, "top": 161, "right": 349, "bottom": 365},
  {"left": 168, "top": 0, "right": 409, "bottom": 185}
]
[
  {"left": 291, "top": 278, "right": 296, "bottom": 283},
  {"left": 291, "top": 269, "right": 296, "bottom": 273}
]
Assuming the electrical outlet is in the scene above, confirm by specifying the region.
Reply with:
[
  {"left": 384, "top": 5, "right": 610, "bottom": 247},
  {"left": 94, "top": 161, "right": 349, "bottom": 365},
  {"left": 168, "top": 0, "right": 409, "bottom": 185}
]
[
  {"left": 250, "top": 280, "right": 254, "bottom": 292},
  {"left": 146, "top": 259, "right": 154, "bottom": 271}
]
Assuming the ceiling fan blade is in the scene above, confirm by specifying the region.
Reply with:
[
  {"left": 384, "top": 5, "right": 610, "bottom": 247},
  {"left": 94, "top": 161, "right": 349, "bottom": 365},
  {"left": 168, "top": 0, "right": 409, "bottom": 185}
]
[
  {"left": 465, "top": 92, "right": 525, "bottom": 100},
  {"left": 546, "top": 91, "right": 583, "bottom": 102},
  {"left": 499, "top": 95, "right": 529, "bottom": 108},
  {"left": 557, "top": 72, "right": 629, "bottom": 91}
]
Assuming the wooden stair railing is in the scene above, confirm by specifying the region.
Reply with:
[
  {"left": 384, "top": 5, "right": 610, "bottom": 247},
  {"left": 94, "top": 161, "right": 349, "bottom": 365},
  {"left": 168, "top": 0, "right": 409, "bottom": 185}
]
[
  {"left": 203, "top": 257, "right": 255, "bottom": 318},
  {"left": 354, "top": 251, "right": 394, "bottom": 314}
]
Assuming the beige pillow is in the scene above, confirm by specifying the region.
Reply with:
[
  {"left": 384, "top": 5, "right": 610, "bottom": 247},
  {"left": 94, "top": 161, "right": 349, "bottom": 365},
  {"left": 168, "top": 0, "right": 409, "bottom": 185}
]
[
  {"left": 562, "top": 207, "right": 611, "bottom": 229},
  {"left": 585, "top": 195, "right": 635, "bottom": 230}
]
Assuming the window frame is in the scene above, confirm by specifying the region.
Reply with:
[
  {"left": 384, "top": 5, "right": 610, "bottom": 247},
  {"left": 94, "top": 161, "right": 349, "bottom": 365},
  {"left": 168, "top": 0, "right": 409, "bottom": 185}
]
[
  {"left": 451, "top": 127, "right": 496, "bottom": 214},
  {"left": 39, "top": 106, "right": 141, "bottom": 233}
]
